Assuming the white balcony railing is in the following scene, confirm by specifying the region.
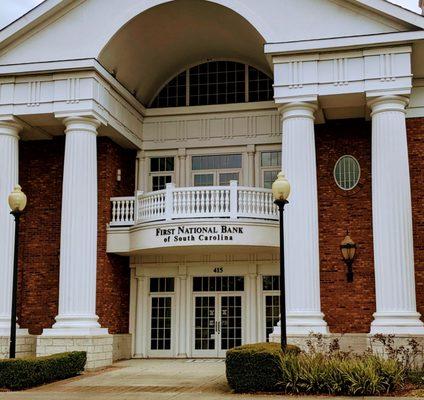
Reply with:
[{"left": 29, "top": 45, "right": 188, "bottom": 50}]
[{"left": 109, "top": 181, "right": 278, "bottom": 227}]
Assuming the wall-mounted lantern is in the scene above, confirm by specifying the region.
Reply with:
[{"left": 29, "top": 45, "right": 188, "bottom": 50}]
[{"left": 340, "top": 233, "right": 357, "bottom": 283}]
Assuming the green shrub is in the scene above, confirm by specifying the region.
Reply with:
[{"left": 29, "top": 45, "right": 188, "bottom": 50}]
[
  {"left": 0, "top": 352, "right": 86, "bottom": 390},
  {"left": 225, "top": 342, "right": 300, "bottom": 393},
  {"left": 226, "top": 344, "right": 405, "bottom": 395}
]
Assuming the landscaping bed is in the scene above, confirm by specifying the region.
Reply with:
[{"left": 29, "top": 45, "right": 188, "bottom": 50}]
[
  {"left": 0, "top": 351, "right": 86, "bottom": 390},
  {"left": 226, "top": 336, "right": 424, "bottom": 396}
]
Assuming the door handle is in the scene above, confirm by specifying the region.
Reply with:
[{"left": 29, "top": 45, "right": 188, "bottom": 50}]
[
  {"left": 218, "top": 321, "right": 221, "bottom": 334},
  {"left": 215, "top": 321, "right": 218, "bottom": 333}
]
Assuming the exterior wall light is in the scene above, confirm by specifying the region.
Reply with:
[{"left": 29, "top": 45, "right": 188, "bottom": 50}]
[
  {"left": 340, "top": 233, "right": 357, "bottom": 283},
  {"left": 7, "top": 184, "right": 27, "bottom": 358},
  {"left": 272, "top": 172, "right": 290, "bottom": 351}
]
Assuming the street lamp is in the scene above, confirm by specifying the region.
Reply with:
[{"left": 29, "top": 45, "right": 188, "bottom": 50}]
[
  {"left": 8, "top": 185, "right": 27, "bottom": 359},
  {"left": 340, "top": 233, "right": 357, "bottom": 283},
  {"left": 272, "top": 172, "right": 290, "bottom": 351}
]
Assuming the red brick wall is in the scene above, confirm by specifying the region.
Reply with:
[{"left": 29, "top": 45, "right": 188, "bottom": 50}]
[
  {"left": 96, "top": 138, "right": 135, "bottom": 334},
  {"left": 18, "top": 138, "right": 64, "bottom": 335},
  {"left": 18, "top": 136, "right": 135, "bottom": 335},
  {"left": 407, "top": 119, "right": 424, "bottom": 319},
  {"left": 316, "top": 120, "right": 375, "bottom": 333}
]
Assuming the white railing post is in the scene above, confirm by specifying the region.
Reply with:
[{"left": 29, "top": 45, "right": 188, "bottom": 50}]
[
  {"left": 165, "top": 183, "right": 174, "bottom": 221},
  {"left": 229, "top": 180, "right": 238, "bottom": 220},
  {"left": 134, "top": 191, "right": 143, "bottom": 223}
]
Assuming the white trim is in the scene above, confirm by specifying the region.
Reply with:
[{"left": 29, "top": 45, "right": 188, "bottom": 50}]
[{"left": 265, "top": 31, "right": 424, "bottom": 55}]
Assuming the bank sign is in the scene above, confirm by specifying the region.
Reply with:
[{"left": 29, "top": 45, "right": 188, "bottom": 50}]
[{"left": 156, "top": 225, "right": 244, "bottom": 244}]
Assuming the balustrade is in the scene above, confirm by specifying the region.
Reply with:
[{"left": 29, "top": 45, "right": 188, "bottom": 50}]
[{"left": 109, "top": 182, "right": 278, "bottom": 227}]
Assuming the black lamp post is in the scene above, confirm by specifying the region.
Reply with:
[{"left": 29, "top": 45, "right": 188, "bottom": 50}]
[
  {"left": 272, "top": 172, "right": 290, "bottom": 351},
  {"left": 340, "top": 233, "right": 357, "bottom": 283},
  {"left": 8, "top": 185, "right": 27, "bottom": 359}
]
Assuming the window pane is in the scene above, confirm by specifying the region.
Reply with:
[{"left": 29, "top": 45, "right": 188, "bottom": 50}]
[
  {"left": 248, "top": 66, "right": 274, "bottom": 102},
  {"left": 263, "top": 170, "right": 279, "bottom": 189},
  {"left": 151, "top": 71, "right": 186, "bottom": 108},
  {"left": 150, "top": 278, "right": 175, "bottom": 293},
  {"left": 152, "top": 175, "right": 172, "bottom": 191},
  {"left": 219, "top": 173, "right": 239, "bottom": 186},
  {"left": 334, "top": 155, "right": 361, "bottom": 190},
  {"left": 194, "top": 174, "right": 214, "bottom": 187},
  {"left": 192, "top": 154, "right": 242, "bottom": 170},
  {"left": 261, "top": 152, "right": 281, "bottom": 167},
  {"left": 151, "top": 157, "right": 175, "bottom": 172}
]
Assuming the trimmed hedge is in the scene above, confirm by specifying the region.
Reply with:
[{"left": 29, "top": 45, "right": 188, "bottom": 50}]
[
  {"left": 0, "top": 352, "right": 86, "bottom": 390},
  {"left": 225, "top": 342, "right": 300, "bottom": 393}
]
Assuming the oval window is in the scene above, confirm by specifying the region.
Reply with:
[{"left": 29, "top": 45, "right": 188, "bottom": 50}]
[{"left": 333, "top": 155, "right": 361, "bottom": 191}]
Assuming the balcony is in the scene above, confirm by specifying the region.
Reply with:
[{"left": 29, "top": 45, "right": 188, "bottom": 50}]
[
  {"left": 110, "top": 182, "right": 278, "bottom": 227},
  {"left": 107, "top": 182, "right": 279, "bottom": 255}
]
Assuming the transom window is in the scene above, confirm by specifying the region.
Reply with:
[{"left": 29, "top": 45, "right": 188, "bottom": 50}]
[
  {"left": 151, "top": 61, "right": 273, "bottom": 108},
  {"left": 150, "top": 278, "right": 175, "bottom": 293},
  {"left": 193, "top": 276, "right": 244, "bottom": 292},
  {"left": 261, "top": 151, "right": 281, "bottom": 189},
  {"left": 150, "top": 157, "right": 174, "bottom": 191},
  {"left": 333, "top": 155, "right": 361, "bottom": 191}
]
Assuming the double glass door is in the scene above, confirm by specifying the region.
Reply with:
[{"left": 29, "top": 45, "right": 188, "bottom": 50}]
[{"left": 193, "top": 294, "right": 243, "bottom": 357}]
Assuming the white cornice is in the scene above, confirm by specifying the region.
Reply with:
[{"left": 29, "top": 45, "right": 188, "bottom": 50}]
[
  {"left": 265, "top": 30, "right": 424, "bottom": 55},
  {"left": 0, "top": 58, "right": 146, "bottom": 116}
]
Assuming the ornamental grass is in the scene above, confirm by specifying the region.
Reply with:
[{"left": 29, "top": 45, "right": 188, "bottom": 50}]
[{"left": 226, "top": 335, "right": 424, "bottom": 396}]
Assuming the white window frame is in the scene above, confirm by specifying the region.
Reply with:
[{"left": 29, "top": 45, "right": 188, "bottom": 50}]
[
  {"left": 191, "top": 169, "right": 242, "bottom": 187},
  {"left": 333, "top": 155, "right": 361, "bottom": 191}
]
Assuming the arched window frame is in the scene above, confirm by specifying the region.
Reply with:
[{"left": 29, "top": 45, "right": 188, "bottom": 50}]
[{"left": 150, "top": 60, "right": 273, "bottom": 108}]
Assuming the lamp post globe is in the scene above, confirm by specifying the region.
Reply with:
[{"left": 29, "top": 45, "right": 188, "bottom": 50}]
[
  {"left": 8, "top": 184, "right": 26, "bottom": 359},
  {"left": 272, "top": 172, "right": 291, "bottom": 202},
  {"left": 8, "top": 185, "right": 27, "bottom": 213},
  {"left": 272, "top": 172, "right": 290, "bottom": 352}
]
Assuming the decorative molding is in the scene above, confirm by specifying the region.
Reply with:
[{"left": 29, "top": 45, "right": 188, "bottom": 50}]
[
  {"left": 273, "top": 46, "right": 412, "bottom": 104},
  {"left": 0, "top": 71, "right": 143, "bottom": 149},
  {"left": 27, "top": 81, "right": 41, "bottom": 107},
  {"left": 143, "top": 109, "right": 281, "bottom": 149}
]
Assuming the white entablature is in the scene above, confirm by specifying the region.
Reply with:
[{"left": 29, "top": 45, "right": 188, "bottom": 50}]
[{"left": 272, "top": 46, "right": 413, "bottom": 105}]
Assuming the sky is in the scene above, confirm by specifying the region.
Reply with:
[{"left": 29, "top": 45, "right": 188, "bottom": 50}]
[{"left": 0, "top": 0, "right": 422, "bottom": 30}]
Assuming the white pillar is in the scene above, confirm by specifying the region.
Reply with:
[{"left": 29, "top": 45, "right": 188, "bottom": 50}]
[
  {"left": 0, "top": 119, "right": 23, "bottom": 336},
  {"left": 178, "top": 149, "right": 187, "bottom": 187},
  {"left": 280, "top": 103, "right": 328, "bottom": 335},
  {"left": 247, "top": 145, "right": 255, "bottom": 187},
  {"left": 369, "top": 96, "right": 424, "bottom": 334},
  {"left": 177, "top": 275, "right": 187, "bottom": 356},
  {"left": 44, "top": 116, "right": 107, "bottom": 336}
]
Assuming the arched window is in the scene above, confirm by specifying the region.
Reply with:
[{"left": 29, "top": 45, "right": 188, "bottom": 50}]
[{"left": 151, "top": 61, "right": 273, "bottom": 108}]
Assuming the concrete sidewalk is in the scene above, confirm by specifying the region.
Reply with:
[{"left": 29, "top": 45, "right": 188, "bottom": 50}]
[{"left": 0, "top": 359, "right": 419, "bottom": 399}]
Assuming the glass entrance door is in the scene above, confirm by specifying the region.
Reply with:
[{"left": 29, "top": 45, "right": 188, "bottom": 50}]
[{"left": 193, "top": 294, "right": 243, "bottom": 357}]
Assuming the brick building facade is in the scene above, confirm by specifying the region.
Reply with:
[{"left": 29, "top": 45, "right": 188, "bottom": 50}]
[{"left": 1, "top": 0, "right": 424, "bottom": 367}]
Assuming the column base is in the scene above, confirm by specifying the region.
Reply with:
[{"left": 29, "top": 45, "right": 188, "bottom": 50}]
[
  {"left": 370, "top": 312, "right": 424, "bottom": 335},
  {"left": 43, "top": 314, "right": 108, "bottom": 336},
  {"left": 276, "top": 312, "right": 329, "bottom": 335},
  {"left": 0, "top": 334, "right": 36, "bottom": 359},
  {"left": 37, "top": 334, "right": 113, "bottom": 370}
]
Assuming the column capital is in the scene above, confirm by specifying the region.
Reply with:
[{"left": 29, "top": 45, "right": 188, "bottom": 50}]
[
  {"left": 0, "top": 116, "right": 23, "bottom": 138},
  {"left": 278, "top": 102, "right": 318, "bottom": 122},
  {"left": 367, "top": 95, "right": 409, "bottom": 116},
  {"left": 61, "top": 116, "right": 102, "bottom": 136}
]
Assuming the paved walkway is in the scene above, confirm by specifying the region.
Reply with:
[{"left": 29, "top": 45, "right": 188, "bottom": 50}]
[{"left": 0, "top": 359, "right": 418, "bottom": 399}]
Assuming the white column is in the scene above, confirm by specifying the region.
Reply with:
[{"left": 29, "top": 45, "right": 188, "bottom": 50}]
[
  {"left": 134, "top": 275, "right": 148, "bottom": 357},
  {"left": 178, "top": 149, "right": 187, "bottom": 187},
  {"left": 137, "top": 151, "right": 147, "bottom": 192},
  {"left": 177, "top": 275, "right": 187, "bottom": 356},
  {"left": 44, "top": 116, "right": 107, "bottom": 336},
  {"left": 369, "top": 96, "right": 424, "bottom": 334},
  {"left": 280, "top": 103, "right": 328, "bottom": 335},
  {"left": 0, "top": 120, "right": 23, "bottom": 336},
  {"left": 247, "top": 145, "right": 255, "bottom": 187}
]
